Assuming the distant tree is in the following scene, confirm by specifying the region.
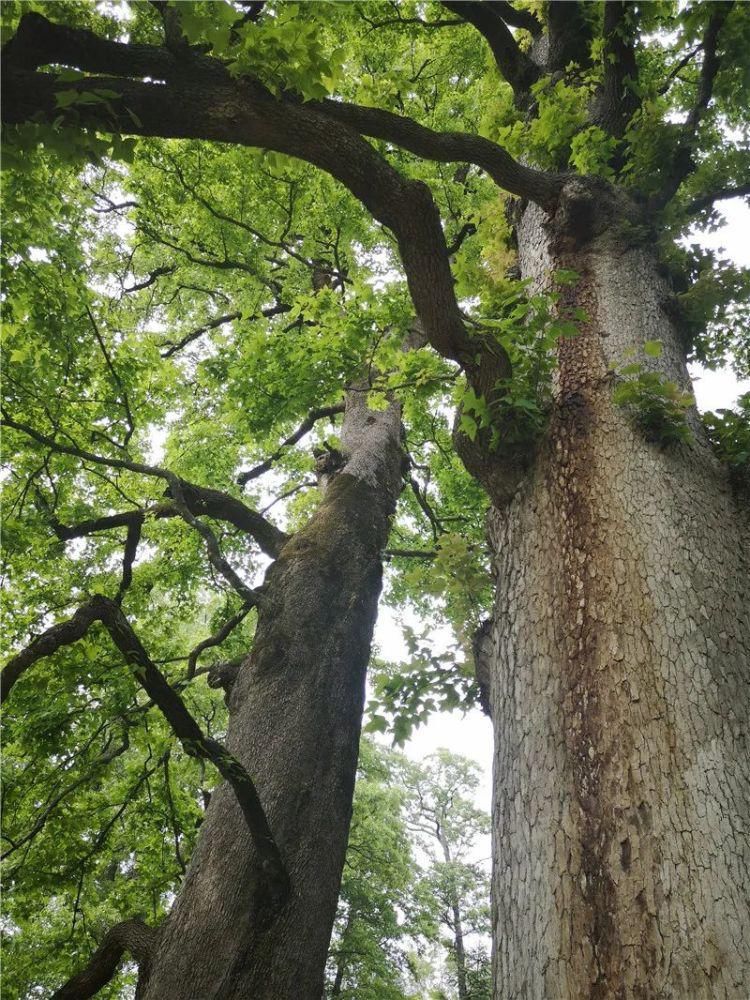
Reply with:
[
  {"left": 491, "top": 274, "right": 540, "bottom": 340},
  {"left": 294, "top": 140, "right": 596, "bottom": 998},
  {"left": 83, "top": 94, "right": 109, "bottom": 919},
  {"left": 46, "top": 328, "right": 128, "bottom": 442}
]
[
  {"left": 405, "top": 751, "right": 491, "bottom": 1000},
  {"left": 325, "top": 739, "right": 425, "bottom": 1000}
]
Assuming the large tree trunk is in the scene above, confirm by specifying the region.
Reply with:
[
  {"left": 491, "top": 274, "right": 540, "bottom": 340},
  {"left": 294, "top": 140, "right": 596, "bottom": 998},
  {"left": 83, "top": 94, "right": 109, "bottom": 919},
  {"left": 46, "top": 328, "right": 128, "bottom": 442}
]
[
  {"left": 140, "top": 392, "right": 403, "bottom": 1000},
  {"left": 485, "top": 195, "right": 750, "bottom": 998}
]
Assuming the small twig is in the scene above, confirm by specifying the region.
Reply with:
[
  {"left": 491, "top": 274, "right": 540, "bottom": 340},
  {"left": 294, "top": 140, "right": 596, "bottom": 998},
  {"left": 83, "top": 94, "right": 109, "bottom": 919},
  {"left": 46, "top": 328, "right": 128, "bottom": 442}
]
[{"left": 186, "top": 605, "right": 252, "bottom": 679}]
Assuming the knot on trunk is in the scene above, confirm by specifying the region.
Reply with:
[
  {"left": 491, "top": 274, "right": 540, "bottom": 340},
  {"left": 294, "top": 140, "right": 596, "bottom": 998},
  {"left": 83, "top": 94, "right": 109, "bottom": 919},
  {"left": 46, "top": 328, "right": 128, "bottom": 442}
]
[
  {"left": 550, "top": 177, "right": 645, "bottom": 253},
  {"left": 313, "top": 442, "right": 346, "bottom": 491}
]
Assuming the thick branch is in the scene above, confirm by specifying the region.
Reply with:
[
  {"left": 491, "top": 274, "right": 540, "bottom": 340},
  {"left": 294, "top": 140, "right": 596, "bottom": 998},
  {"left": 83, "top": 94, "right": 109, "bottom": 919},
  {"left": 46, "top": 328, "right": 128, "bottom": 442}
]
[
  {"left": 52, "top": 918, "right": 156, "bottom": 1000},
  {"left": 547, "top": 1, "right": 593, "bottom": 72},
  {"left": 3, "top": 13, "right": 560, "bottom": 373},
  {"left": 441, "top": 1, "right": 539, "bottom": 99},
  {"left": 487, "top": 2, "right": 541, "bottom": 37},
  {"left": 686, "top": 181, "right": 750, "bottom": 214},
  {"left": 685, "top": 2, "right": 734, "bottom": 135},
  {"left": 2, "top": 601, "right": 103, "bottom": 704},
  {"left": 312, "top": 98, "right": 562, "bottom": 210},
  {"left": 3, "top": 9, "right": 216, "bottom": 82},
  {"left": 593, "top": 1, "right": 640, "bottom": 139},
  {"left": 238, "top": 403, "right": 345, "bottom": 484}
]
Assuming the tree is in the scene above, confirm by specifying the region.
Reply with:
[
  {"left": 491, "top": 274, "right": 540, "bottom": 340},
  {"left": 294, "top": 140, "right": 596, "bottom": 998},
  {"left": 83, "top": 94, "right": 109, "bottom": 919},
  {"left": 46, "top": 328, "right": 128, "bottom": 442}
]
[
  {"left": 324, "top": 738, "right": 431, "bottom": 1000},
  {"left": 324, "top": 742, "right": 491, "bottom": 1000},
  {"left": 405, "top": 751, "right": 491, "bottom": 1000},
  {"left": 3, "top": 2, "right": 750, "bottom": 998}
]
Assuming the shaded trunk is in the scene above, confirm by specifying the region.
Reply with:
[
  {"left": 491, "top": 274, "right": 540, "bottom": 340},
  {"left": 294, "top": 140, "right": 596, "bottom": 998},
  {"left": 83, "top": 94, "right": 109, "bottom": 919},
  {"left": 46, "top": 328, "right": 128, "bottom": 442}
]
[
  {"left": 486, "top": 199, "right": 750, "bottom": 997},
  {"left": 140, "top": 393, "right": 403, "bottom": 1000}
]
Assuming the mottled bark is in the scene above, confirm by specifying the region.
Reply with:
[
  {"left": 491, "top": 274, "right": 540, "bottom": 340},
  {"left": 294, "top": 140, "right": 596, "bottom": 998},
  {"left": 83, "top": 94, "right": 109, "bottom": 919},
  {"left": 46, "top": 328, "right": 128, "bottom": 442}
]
[
  {"left": 139, "top": 393, "right": 403, "bottom": 1000},
  {"left": 485, "top": 199, "right": 750, "bottom": 997}
]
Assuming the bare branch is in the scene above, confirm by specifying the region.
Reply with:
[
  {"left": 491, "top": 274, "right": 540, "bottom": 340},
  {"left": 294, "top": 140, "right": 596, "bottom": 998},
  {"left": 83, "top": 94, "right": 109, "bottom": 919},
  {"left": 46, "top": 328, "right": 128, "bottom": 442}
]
[
  {"left": 163, "top": 752, "right": 187, "bottom": 874},
  {"left": 238, "top": 403, "right": 345, "bottom": 485},
  {"left": 686, "top": 181, "right": 750, "bottom": 214},
  {"left": 7, "top": 415, "right": 288, "bottom": 558},
  {"left": 446, "top": 222, "right": 477, "bottom": 257},
  {"left": 160, "top": 305, "right": 290, "bottom": 358},
  {"left": 85, "top": 306, "right": 135, "bottom": 446},
  {"left": 653, "top": 2, "right": 735, "bottom": 209},
  {"left": 123, "top": 264, "right": 176, "bottom": 293},
  {"left": 1, "top": 730, "right": 130, "bottom": 859},
  {"left": 160, "top": 310, "right": 241, "bottom": 357},
  {"left": 384, "top": 548, "right": 438, "bottom": 560}
]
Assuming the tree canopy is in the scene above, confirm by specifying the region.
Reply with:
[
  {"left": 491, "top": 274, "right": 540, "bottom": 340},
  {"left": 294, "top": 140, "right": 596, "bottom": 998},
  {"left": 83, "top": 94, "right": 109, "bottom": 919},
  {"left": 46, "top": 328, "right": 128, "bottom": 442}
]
[{"left": 2, "top": 1, "right": 749, "bottom": 996}]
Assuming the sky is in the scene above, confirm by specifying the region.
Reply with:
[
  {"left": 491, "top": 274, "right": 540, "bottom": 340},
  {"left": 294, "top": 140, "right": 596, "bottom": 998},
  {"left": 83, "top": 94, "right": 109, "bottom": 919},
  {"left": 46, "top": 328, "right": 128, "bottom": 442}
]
[{"left": 389, "top": 197, "right": 750, "bottom": 815}]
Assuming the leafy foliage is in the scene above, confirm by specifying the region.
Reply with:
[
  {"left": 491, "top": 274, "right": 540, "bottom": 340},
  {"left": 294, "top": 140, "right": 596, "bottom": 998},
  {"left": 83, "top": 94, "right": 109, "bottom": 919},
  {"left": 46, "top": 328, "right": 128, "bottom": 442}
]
[
  {"left": 702, "top": 392, "right": 750, "bottom": 487},
  {"left": 1, "top": 0, "right": 748, "bottom": 993},
  {"left": 326, "top": 743, "right": 490, "bottom": 1000},
  {"left": 611, "top": 342, "right": 694, "bottom": 446}
]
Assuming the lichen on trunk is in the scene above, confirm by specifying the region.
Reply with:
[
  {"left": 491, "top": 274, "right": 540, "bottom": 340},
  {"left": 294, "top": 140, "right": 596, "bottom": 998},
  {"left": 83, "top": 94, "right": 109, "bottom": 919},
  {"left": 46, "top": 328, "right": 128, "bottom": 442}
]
[{"left": 484, "top": 196, "right": 750, "bottom": 998}]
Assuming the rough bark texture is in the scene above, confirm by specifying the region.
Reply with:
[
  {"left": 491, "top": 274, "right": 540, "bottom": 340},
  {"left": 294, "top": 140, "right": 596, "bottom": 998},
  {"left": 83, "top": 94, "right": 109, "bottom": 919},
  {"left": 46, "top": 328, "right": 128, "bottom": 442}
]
[
  {"left": 139, "top": 394, "right": 403, "bottom": 1000},
  {"left": 486, "top": 200, "right": 750, "bottom": 998}
]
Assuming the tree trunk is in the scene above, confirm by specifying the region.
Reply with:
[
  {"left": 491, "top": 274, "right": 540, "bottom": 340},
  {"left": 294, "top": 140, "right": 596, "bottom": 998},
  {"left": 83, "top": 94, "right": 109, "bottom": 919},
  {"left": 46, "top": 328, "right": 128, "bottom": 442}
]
[
  {"left": 438, "top": 828, "right": 469, "bottom": 1000},
  {"left": 486, "top": 197, "right": 750, "bottom": 998},
  {"left": 140, "top": 392, "right": 403, "bottom": 1000}
]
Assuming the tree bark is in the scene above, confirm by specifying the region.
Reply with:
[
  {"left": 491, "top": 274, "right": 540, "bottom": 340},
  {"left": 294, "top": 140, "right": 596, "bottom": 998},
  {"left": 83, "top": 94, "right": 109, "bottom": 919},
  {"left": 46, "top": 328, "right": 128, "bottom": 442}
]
[
  {"left": 485, "top": 198, "right": 750, "bottom": 997},
  {"left": 138, "top": 392, "right": 404, "bottom": 1000}
]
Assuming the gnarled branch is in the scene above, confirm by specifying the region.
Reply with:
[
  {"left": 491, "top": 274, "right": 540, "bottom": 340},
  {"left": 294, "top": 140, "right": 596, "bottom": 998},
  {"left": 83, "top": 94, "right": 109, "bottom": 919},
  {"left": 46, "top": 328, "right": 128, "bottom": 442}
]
[{"left": 52, "top": 917, "right": 156, "bottom": 1000}]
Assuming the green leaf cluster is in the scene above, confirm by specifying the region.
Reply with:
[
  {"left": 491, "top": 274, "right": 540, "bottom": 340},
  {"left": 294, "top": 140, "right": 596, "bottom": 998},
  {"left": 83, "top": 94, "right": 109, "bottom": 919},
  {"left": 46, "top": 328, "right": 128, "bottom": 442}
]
[{"left": 611, "top": 342, "right": 693, "bottom": 445}]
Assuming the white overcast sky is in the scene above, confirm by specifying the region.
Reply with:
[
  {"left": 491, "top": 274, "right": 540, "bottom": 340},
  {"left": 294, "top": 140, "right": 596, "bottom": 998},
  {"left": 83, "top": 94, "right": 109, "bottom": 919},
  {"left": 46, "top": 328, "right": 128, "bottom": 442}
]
[{"left": 388, "top": 199, "right": 750, "bottom": 813}]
